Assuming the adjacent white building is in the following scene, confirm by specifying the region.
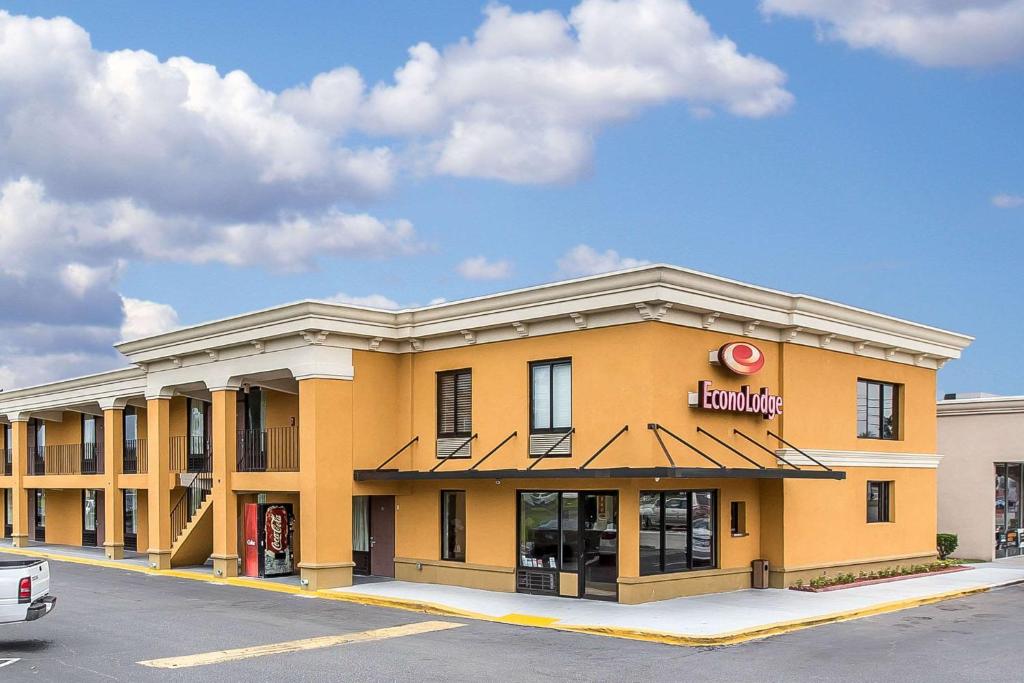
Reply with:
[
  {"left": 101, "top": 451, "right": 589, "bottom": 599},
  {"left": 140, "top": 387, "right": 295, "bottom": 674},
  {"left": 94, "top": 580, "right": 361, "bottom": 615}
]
[{"left": 937, "top": 395, "right": 1024, "bottom": 560}]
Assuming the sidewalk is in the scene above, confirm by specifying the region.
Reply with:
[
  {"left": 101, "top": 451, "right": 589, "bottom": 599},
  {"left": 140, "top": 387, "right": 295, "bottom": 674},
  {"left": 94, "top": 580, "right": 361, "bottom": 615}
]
[
  {"left": 325, "top": 562, "right": 1024, "bottom": 644},
  {"left": 3, "top": 539, "right": 1023, "bottom": 646}
]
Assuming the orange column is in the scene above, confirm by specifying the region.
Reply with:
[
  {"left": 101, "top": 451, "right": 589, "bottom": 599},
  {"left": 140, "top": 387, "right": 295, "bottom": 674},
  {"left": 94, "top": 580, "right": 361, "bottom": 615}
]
[
  {"left": 102, "top": 407, "right": 124, "bottom": 559},
  {"left": 146, "top": 397, "right": 172, "bottom": 569},
  {"left": 297, "top": 378, "right": 354, "bottom": 590},
  {"left": 210, "top": 388, "right": 238, "bottom": 578},
  {"left": 9, "top": 417, "right": 30, "bottom": 548}
]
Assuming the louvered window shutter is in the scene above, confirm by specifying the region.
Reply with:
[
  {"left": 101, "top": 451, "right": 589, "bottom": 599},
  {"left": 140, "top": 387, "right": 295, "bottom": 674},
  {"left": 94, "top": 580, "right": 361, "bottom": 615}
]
[
  {"left": 439, "top": 374, "right": 456, "bottom": 435},
  {"left": 455, "top": 372, "right": 472, "bottom": 434}
]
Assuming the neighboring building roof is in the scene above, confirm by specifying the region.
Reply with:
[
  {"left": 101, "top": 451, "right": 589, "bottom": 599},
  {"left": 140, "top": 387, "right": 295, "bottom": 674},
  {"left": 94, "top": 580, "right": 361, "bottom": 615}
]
[{"left": 938, "top": 395, "right": 1024, "bottom": 416}]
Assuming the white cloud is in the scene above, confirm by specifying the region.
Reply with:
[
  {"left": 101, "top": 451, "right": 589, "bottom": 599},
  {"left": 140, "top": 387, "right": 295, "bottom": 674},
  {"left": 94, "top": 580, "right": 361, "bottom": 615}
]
[
  {"left": 367, "top": 0, "right": 793, "bottom": 182},
  {"left": 761, "top": 1, "right": 1024, "bottom": 67},
  {"left": 456, "top": 255, "right": 514, "bottom": 280},
  {"left": 556, "top": 244, "right": 650, "bottom": 277},
  {"left": 992, "top": 193, "right": 1024, "bottom": 208},
  {"left": 323, "top": 292, "right": 402, "bottom": 309},
  {"left": 120, "top": 297, "right": 180, "bottom": 341}
]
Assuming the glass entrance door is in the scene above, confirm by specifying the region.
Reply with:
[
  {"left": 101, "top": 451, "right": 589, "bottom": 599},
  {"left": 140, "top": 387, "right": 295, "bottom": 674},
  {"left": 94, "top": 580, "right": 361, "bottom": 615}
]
[
  {"left": 517, "top": 491, "right": 618, "bottom": 600},
  {"left": 997, "top": 463, "right": 1023, "bottom": 558},
  {"left": 82, "top": 490, "right": 98, "bottom": 546},
  {"left": 580, "top": 493, "right": 618, "bottom": 600}
]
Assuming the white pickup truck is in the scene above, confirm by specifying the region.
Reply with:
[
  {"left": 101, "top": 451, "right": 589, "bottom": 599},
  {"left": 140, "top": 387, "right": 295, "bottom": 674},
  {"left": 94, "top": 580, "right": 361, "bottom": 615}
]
[{"left": 0, "top": 560, "right": 56, "bottom": 624}]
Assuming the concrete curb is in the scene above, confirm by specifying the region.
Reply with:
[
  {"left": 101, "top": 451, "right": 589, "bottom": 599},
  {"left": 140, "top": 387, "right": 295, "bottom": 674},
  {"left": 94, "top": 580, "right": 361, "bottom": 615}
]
[{"left": 3, "top": 545, "right": 1020, "bottom": 647}]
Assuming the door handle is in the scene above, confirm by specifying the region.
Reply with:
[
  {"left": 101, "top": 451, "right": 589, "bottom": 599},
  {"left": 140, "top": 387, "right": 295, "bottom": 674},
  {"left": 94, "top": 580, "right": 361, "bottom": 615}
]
[{"left": 370, "top": 536, "right": 376, "bottom": 547}]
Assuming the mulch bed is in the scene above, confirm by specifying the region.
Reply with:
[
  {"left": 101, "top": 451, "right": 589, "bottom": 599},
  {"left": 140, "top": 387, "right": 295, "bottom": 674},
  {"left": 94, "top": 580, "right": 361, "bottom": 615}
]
[{"left": 790, "top": 565, "right": 972, "bottom": 592}]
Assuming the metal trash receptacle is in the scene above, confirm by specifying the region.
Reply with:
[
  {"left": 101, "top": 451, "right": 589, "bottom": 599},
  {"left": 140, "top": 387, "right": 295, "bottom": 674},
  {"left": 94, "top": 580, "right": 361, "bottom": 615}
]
[{"left": 751, "top": 559, "right": 770, "bottom": 589}]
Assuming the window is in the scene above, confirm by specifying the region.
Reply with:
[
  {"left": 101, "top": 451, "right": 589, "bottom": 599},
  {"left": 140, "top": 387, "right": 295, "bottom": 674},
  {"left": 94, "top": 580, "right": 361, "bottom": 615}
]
[
  {"left": 730, "top": 501, "right": 747, "bottom": 536},
  {"left": 867, "top": 481, "right": 892, "bottom": 523},
  {"left": 440, "top": 491, "right": 467, "bottom": 562},
  {"left": 857, "top": 379, "right": 900, "bottom": 440},
  {"left": 519, "top": 492, "right": 562, "bottom": 570},
  {"left": 640, "top": 490, "right": 716, "bottom": 575},
  {"left": 530, "top": 359, "right": 571, "bottom": 433},
  {"left": 437, "top": 370, "right": 472, "bottom": 438}
]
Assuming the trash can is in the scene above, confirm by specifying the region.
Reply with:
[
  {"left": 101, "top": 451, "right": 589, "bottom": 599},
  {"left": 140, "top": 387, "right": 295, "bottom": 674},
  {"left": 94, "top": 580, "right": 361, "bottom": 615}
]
[{"left": 751, "top": 559, "right": 770, "bottom": 589}]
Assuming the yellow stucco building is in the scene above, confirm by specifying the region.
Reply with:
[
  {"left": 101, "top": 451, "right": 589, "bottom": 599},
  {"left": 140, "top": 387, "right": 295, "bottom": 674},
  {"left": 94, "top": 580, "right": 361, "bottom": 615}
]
[{"left": 0, "top": 266, "right": 972, "bottom": 602}]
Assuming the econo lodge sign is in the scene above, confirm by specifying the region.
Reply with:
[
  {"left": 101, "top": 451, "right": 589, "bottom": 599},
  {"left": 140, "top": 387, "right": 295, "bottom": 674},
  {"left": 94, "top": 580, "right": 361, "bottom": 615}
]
[{"left": 690, "top": 341, "right": 783, "bottom": 420}]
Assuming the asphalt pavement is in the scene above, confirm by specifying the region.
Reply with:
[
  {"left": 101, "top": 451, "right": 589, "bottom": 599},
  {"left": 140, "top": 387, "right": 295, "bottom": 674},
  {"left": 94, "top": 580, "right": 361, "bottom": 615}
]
[{"left": 0, "top": 550, "right": 1017, "bottom": 681}]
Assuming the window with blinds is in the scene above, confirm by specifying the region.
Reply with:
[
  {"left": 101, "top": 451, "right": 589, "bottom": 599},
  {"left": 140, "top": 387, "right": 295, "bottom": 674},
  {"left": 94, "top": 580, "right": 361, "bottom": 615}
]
[
  {"left": 530, "top": 359, "right": 572, "bottom": 433},
  {"left": 437, "top": 369, "right": 472, "bottom": 438}
]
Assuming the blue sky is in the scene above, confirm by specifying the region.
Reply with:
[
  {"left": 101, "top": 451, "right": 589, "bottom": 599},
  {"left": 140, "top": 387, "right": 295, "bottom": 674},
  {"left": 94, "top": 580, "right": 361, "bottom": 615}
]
[{"left": 0, "top": 1, "right": 1021, "bottom": 395}]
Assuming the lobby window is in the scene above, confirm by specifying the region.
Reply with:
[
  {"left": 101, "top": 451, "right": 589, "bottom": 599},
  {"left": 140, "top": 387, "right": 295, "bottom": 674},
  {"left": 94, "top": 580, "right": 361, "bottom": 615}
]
[
  {"left": 867, "top": 481, "right": 893, "bottom": 523},
  {"left": 437, "top": 370, "right": 472, "bottom": 438},
  {"left": 730, "top": 501, "right": 747, "bottom": 536},
  {"left": 440, "top": 491, "right": 466, "bottom": 562},
  {"left": 857, "top": 379, "right": 900, "bottom": 440},
  {"left": 640, "top": 490, "right": 716, "bottom": 575}
]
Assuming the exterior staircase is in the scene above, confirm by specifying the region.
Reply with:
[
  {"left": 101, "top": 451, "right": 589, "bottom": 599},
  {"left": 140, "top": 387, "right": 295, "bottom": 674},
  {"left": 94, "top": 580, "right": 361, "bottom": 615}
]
[{"left": 169, "top": 458, "right": 214, "bottom": 568}]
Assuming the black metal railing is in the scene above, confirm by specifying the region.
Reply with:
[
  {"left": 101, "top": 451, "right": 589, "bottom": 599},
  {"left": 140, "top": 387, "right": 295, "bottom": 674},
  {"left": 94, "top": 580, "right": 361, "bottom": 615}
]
[
  {"left": 123, "top": 438, "right": 148, "bottom": 474},
  {"left": 237, "top": 426, "right": 299, "bottom": 472},
  {"left": 170, "top": 453, "right": 213, "bottom": 544},
  {"left": 81, "top": 442, "right": 103, "bottom": 474},
  {"left": 169, "top": 436, "right": 211, "bottom": 473},
  {"left": 28, "top": 444, "right": 105, "bottom": 475},
  {"left": 30, "top": 445, "right": 44, "bottom": 475}
]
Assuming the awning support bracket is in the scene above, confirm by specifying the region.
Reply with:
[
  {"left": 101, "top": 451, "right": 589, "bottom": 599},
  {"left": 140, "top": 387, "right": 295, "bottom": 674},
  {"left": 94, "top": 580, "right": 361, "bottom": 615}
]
[
  {"left": 430, "top": 433, "right": 478, "bottom": 472},
  {"left": 469, "top": 431, "right": 518, "bottom": 471},
  {"left": 580, "top": 425, "right": 629, "bottom": 470},
  {"left": 375, "top": 436, "right": 418, "bottom": 471},
  {"left": 733, "top": 429, "right": 801, "bottom": 470},
  {"left": 696, "top": 426, "right": 765, "bottom": 469},
  {"left": 526, "top": 428, "right": 575, "bottom": 471},
  {"left": 648, "top": 423, "right": 725, "bottom": 469},
  {"left": 767, "top": 430, "right": 832, "bottom": 471}
]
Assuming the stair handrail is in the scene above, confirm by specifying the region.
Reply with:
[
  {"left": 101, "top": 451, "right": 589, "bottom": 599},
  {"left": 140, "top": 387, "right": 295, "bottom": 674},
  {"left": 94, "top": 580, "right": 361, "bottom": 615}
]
[{"left": 170, "top": 451, "right": 213, "bottom": 542}]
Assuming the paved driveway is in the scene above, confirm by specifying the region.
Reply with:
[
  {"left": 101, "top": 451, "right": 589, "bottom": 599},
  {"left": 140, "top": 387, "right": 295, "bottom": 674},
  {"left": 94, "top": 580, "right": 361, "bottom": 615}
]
[{"left": 0, "top": 551, "right": 1019, "bottom": 681}]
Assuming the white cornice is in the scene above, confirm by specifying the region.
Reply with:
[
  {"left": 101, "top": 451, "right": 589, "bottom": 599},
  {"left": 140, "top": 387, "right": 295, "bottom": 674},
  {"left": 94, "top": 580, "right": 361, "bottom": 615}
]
[
  {"left": 0, "top": 367, "right": 146, "bottom": 418},
  {"left": 110, "top": 265, "right": 971, "bottom": 368},
  {"left": 937, "top": 397, "right": 1024, "bottom": 417},
  {"left": 776, "top": 449, "right": 943, "bottom": 469},
  {"left": 0, "top": 265, "right": 974, "bottom": 408}
]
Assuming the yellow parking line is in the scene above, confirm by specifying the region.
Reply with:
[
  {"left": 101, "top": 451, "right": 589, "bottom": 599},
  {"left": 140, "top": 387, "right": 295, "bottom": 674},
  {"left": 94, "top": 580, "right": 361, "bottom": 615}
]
[{"left": 137, "top": 620, "right": 463, "bottom": 669}]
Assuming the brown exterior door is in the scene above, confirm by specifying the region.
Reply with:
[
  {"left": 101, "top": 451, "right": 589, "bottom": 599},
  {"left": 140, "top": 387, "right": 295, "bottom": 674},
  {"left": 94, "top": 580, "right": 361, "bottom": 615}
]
[{"left": 369, "top": 496, "right": 395, "bottom": 578}]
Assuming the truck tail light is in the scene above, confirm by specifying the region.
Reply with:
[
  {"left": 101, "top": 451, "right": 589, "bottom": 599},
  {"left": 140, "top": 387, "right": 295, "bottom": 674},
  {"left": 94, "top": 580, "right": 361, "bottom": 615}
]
[{"left": 18, "top": 576, "right": 31, "bottom": 604}]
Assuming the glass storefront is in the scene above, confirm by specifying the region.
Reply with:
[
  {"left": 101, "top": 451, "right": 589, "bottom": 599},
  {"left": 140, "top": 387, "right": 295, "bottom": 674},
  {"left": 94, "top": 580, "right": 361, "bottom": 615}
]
[
  {"left": 517, "top": 491, "right": 618, "bottom": 600},
  {"left": 996, "top": 463, "right": 1023, "bottom": 558}
]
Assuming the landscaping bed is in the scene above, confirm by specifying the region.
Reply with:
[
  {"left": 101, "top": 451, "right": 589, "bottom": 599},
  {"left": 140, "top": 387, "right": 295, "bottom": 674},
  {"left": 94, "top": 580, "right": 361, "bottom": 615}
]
[{"left": 790, "top": 561, "right": 970, "bottom": 592}]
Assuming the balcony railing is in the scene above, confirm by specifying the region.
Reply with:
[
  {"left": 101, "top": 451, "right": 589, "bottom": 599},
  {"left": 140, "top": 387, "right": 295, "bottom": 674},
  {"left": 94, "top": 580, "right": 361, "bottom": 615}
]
[
  {"left": 237, "top": 427, "right": 299, "bottom": 472},
  {"left": 170, "top": 436, "right": 212, "bottom": 473},
  {"left": 123, "top": 438, "right": 148, "bottom": 474},
  {"left": 28, "top": 443, "right": 105, "bottom": 475}
]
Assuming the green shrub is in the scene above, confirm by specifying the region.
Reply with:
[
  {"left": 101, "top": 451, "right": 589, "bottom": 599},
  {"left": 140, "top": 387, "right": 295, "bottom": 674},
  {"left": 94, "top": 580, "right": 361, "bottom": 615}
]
[{"left": 937, "top": 533, "right": 959, "bottom": 560}]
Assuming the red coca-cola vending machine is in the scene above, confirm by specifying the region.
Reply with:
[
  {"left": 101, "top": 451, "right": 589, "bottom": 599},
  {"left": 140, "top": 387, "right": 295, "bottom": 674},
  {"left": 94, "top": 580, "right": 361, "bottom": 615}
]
[{"left": 243, "top": 502, "right": 294, "bottom": 578}]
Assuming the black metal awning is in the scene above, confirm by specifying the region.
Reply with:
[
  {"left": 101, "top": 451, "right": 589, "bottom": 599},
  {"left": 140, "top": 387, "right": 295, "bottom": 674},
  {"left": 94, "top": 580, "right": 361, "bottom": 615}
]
[
  {"left": 354, "top": 465, "right": 844, "bottom": 481},
  {"left": 357, "top": 422, "right": 846, "bottom": 482}
]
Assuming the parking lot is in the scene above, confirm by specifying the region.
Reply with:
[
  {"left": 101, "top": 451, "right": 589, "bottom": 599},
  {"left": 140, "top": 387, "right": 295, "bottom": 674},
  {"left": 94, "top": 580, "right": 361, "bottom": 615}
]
[{"left": 1, "top": 551, "right": 1020, "bottom": 681}]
